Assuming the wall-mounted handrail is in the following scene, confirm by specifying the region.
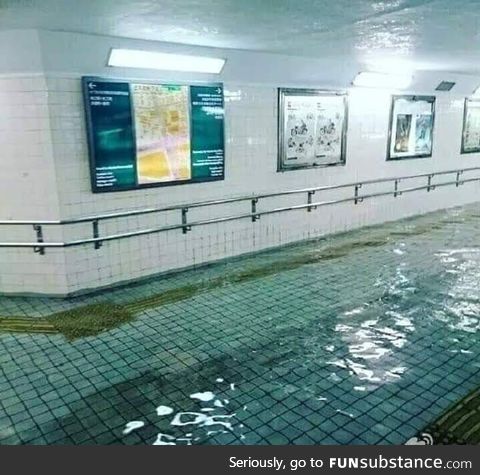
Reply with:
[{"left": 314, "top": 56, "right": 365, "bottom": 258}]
[
  {"left": 0, "top": 167, "right": 479, "bottom": 253},
  {"left": 1, "top": 166, "right": 479, "bottom": 227}
]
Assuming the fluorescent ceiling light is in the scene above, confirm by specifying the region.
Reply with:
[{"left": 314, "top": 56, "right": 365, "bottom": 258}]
[
  {"left": 353, "top": 71, "right": 412, "bottom": 90},
  {"left": 108, "top": 48, "right": 226, "bottom": 74}
]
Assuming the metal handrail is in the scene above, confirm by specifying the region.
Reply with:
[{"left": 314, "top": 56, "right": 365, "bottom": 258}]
[
  {"left": 0, "top": 166, "right": 479, "bottom": 254},
  {"left": 1, "top": 166, "right": 480, "bottom": 226}
]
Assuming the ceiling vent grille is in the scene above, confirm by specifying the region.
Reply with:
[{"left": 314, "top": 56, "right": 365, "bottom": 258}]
[{"left": 435, "top": 81, "right": 456, "bottom": 91}]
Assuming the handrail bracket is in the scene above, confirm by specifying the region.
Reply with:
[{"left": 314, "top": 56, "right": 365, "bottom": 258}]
[
  {"left": 251, "top": 198, "right": 260, "bottom": 222},
  {"left": 394, "top": 179, "right": 402, "bottom": 197},
  {"left": 93, "top": 219, "right": 102, "bottom": 249},
  {"left": 181, "top": 207, "right": 192, "bottom": 234},
  {"left": 33, "top": 224, "right": 45, "bottom": 255},
  {"left": 307, "top": 191, "right": 317, "bottom": 212},
  {"left": 354, "top": 183, "right": 363, "bottom": 204},
  {"left": 456, "top": 170, "right": 464, "bottom": 187},
  {"left": 427, "top": 174, "right": 435, "bottom": 192}
]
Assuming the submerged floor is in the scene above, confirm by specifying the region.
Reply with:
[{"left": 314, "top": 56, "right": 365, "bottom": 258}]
[{"left": 1, "top": 205, "right": 480, "bottom": 445}]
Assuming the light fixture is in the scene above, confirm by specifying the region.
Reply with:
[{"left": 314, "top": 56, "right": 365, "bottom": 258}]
[
  {"left": 108, "top": 48, "right": 226, "bottom": 74},
  {"left": 352, "top": 71, "right": 412, "bottom": 90}
]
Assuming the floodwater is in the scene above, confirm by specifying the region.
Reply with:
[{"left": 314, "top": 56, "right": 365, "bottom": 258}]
[{"left": 0, "top": 205, "right": 479, "bottom": 444}]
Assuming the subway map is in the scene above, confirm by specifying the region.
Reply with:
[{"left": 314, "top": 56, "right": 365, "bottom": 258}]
[{"left": 132, "top": 84, "right": 191, "bottom": 183}]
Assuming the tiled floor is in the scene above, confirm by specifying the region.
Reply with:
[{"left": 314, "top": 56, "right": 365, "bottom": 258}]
[{"left": 1, "top": 204, "right": 480, "bottom": 445}]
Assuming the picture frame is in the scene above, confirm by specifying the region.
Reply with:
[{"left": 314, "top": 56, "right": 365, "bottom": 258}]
[
  {"left": 461, "top": 98, "right": 480, "bottom": 154},
  {"left": 386, "top": 95, "right": 436, "bottom": 161},
  {"left": 278, "top": 88, "right": 348, "bottom": 171}
]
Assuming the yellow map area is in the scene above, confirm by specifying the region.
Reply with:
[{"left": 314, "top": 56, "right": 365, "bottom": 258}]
[{"left": 132, "top": 84, "right": 191, "bottom": 184}]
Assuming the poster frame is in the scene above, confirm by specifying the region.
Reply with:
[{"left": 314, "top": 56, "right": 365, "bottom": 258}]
[
  {"left": 460, "top": 97, "right": 480, "bottom": 154},
  {"left": 82, "top": 76, "right": 226, "bottom": 194},
  {"left": 386, "top": 94, "right": 436, "bottom": 161},
  {"left": 277, "top": 88, "right": 348, "bottom": 172}
]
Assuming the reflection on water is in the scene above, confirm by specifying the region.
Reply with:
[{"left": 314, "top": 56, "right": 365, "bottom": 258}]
[
  {"left": 122, "top": 421, "right": 145, "bottom": 435},
  {"left": 153, "top": 433, "right": 177, "bottom": 445},
  {"left": 123, "top": 382, "right": 242, "bottom": 445},
  {"left": 435, "top": 248, "right": 480, "bottom": 335},
  {"left": 156, "top": 406, "right": 173, "bottom": 416},
  {"left": 190, "top": 391, "right": 215, "bottom": 402},
  {"left": 327, "top": 256, "right": 417, "bottom": 387},
  {"left": 329, "top": 241, "right": 480, "bottom": 392}
]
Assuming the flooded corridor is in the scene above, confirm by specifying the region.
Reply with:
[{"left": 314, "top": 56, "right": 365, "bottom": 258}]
[{"left": 1, "top": 204, "right": 479, "bottom": 445}]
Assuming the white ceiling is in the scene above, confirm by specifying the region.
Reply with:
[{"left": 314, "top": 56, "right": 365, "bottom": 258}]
[{"left": 1, "top": 0, "right": 480, "bottom": 73}]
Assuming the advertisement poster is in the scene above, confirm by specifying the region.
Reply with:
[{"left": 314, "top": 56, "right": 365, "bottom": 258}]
[
  {"left": 415, "top": 114, "right": 433, "bottom": 153},
  {"left": 315, "top": 106, "right": 344, "bottom": 159},
  {"left": 461, "top": 99, "right": 480, "bottom": 153},
  {"left": 394, "top": 114, "right": 412, "bottom": 153},
  {"left": 285, "top": 104, "right": 315, "bottom": 163},
  {"left": 279, "top": 90, "right": 347, "bottom": 170},
  {"left": 83, "top": 78, "right": 225, "bottom": 192},
  {"left": 388, "top": 96, "right": 435, "bottom": 160}
]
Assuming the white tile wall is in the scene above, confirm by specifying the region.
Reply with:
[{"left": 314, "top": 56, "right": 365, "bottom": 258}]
[
  {"left": 1, "top": 73, "right": 479, "bottom": 295},
  {"left": 0, "top": 74, "right": 69, "bottom": 295}
]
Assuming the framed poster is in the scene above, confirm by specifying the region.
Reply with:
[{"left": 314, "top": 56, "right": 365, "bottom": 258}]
[
  {"left": 278, "top": 89, "right": 348, "bottom": 171},
  {"left": 82, "top": 77, "right": 225, "bottom": 193},
  {"left": 461, "top": 98, "right": 480, "bottom": 154},
  {"left": 387, "top": 95, "right": 435, "bottom": 160}
]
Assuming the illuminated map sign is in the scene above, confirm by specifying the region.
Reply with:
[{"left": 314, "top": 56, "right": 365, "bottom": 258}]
[{"left": 82, "top": 77, "right": 225, "bottom": 192}]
